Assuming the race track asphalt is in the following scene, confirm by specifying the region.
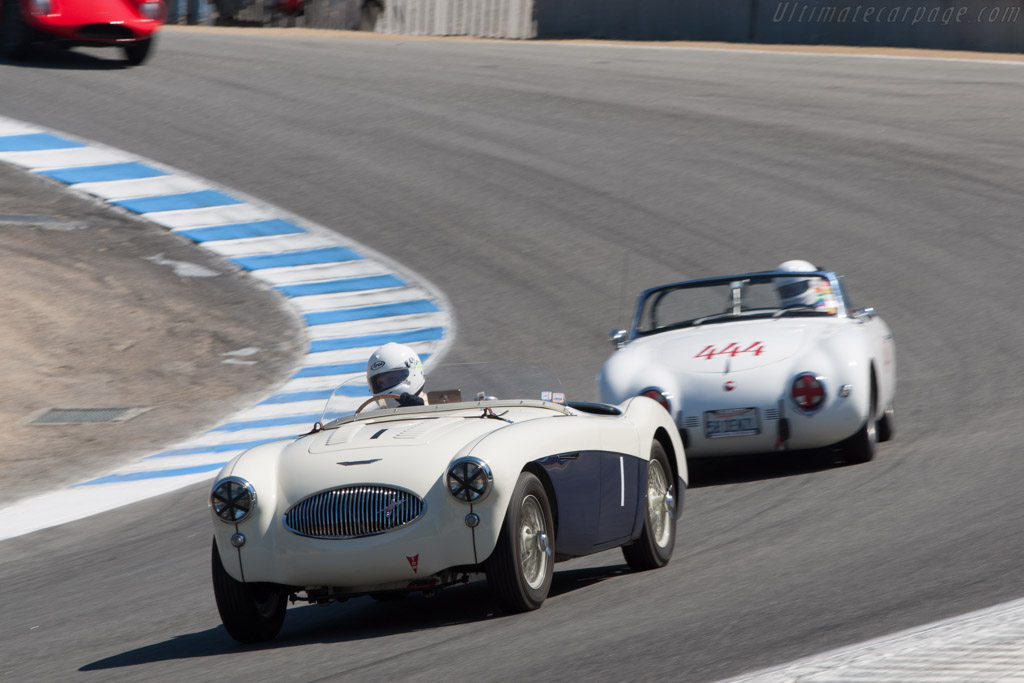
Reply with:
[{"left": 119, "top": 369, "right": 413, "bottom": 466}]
[{"left": 1, "top": 29, "right": 1022, "bottom": 682}]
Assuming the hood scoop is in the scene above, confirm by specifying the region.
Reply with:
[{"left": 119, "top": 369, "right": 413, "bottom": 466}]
[{"left": 326, "top": 422, "right": 364, "bottom": 446}]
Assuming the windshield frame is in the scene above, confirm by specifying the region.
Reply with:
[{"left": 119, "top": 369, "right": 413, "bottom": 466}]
[{"left": 629, "top": 270, "right": 850, "bottom": 340}]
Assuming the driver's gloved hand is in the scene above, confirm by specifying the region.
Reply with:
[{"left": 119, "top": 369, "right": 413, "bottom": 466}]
[{"left": 398, "top": 392, "right": 425, "bottom": 407}]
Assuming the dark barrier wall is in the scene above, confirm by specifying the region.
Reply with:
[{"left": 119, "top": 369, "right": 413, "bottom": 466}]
[
  {"left": 535, "top": 0, "right": 753, "bottom": 42},
  {"left": 535, "top": 0, "right": 1024, "bottom": 52},
  {"left": 754, "top": 0, "right": 1024, "bottom": 52}
]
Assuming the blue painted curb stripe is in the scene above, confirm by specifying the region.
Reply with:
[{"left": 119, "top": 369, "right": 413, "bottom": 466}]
[
  {"left": 291, "top": 361, "right": 364, "bottom": 379},
  {"left": 0, "top": 133, "right": 85, "bottom": 152},
  {"left": 276, "top": 274, "right": 405, "bottom": 297},
  {"left": 259, "top": 386, "right": 374, "bottom": 404},
  {"left": 230, "top": 246, "right": 363, "bottom": 271},
  {"left": 147, "top": 437, "right": 296, "bottom": 458},
  {"left": 73, "top": 462, "right": 228, "bottom": 486},
  {"left": 176, "top": 219, "right": 306, "bottom": 243},
  {"left": 305, "top": 300, "right": 440, "bottom": 326},
  {"left": 37, "top": 162, "right": 169, "bottom": 184},
  {"left": 113, "top": 190, "right": 244, "bottom": 214},
  {"left": 309, "top": 326, "right": 446, "bottom": 353},
  {"left": 211, "top": 413, "right": 322, "bottom": 433}
]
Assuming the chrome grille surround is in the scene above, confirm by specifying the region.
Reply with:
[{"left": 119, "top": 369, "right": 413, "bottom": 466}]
[{"left": 284, "top": 485, "right": 426, "bottom": 539}]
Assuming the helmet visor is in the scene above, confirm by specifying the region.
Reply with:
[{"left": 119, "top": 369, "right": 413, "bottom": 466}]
[
  {"left": 369, "top": 368, "right": 409, "bottom": 394},
  {"left": 778, "top": 279, "right": 810, "bottom": 301}
]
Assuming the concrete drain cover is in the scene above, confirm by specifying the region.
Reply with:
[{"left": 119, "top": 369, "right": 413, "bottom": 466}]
[
  {"left": 0, "top": 214, "right": 88, "bottom": 231},
  {"left": 29, "top": 408, "right": 148, "bottom": 425}
]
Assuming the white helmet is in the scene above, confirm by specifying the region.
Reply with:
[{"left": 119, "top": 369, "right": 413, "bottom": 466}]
[
  {"left": 366, "top": 343, "right": 425, "bottom": 404},
  {"left": 775, "top": 259, "right": 820, "bottom": 308}
]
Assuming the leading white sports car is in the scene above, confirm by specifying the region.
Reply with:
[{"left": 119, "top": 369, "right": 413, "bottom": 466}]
[
  {"left": 209, "top": 364, "right": 686, "bottom": 643},
  {"left": 598, "top": 266, "right": 895, "bottom": 464}
]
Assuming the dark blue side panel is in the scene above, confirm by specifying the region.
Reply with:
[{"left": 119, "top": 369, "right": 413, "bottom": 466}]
[
  {"left": 597, "top": 454, "right": 641, "bottom": 545},
  {"left": 537, "top": 452, "right": 600, "bottom": 557}
]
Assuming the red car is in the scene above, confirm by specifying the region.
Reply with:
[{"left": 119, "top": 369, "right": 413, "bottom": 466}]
[{"left": 0, "top": 0, "right": 165, "bottom": 65}]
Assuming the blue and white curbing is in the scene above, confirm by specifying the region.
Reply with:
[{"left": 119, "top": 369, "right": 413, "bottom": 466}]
[{"left": 0, "top": 115, "right": 454, "bottom": 541}]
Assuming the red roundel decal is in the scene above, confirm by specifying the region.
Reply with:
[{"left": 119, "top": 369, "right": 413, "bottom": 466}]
[{"left": 724, "top": 381, "right": 735, "bottom": 391}]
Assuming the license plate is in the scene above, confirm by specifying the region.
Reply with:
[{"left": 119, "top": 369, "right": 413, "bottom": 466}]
[{"left": 704, "top": 408, "right": 760, "bottom": 438}]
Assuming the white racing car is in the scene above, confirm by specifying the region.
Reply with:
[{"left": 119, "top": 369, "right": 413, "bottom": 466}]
[
  {"left": 209, "top": 364, "right": 686, "bottom": 643},
  {"left": 598, "top": 262, "right": 896, "bottom": 464}
]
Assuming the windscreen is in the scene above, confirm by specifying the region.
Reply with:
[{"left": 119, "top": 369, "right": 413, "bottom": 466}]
[
  {"left": 637, "top": 274, "right": 838, "bottom": 335},
  {"left": 320, "top": 363, "right": 564, "bottom": 426}
]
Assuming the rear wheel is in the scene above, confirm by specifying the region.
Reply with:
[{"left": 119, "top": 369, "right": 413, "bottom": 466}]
[
  {"left": 123, "top": 37, "right": 153, "bottom": 66},
  {"left": 485, "top": 472, "right": 554, "bottom": 613},
  {"left": 622, "top": 441, "right": 676, "bottom": 571},
  {"left": 211, "top": 539, "right": 288, "bottom": 643},
  {"left": 0, "top": 1, "right": 34, "bottom": 61}
]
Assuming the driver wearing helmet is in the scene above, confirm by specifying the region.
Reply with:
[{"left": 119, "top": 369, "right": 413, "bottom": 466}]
[
  {"left": 366, "top": 342, "right": 428, "bottom": 408},
  {"left": 775, "top": 259, "right": 837, "bottom": 313}
]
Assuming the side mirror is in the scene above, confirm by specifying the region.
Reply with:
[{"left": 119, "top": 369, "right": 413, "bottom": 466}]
[{"left": 610, "top": 329, "right": 628, "bottom": 348}]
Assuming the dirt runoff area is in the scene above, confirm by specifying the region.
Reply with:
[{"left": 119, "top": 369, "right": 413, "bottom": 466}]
[{"left": 0, "top": 163, "right": 303, "bottom": 505}]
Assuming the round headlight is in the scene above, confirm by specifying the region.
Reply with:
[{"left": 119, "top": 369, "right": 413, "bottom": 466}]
[
  {"left": 792, "top": 373, "right": 827, "bottom": 413},
  {"left": 28, "top": 0, "right": 51, "bottom": 15},
  {"left": 210, "top": 477, "right": 257, "bottom": 523},
  {"left": 446, "top": 457, "right": 492, "bottom": 503},
  {"left": 138, "top": 2, "right": 165, "bottom": 20}
]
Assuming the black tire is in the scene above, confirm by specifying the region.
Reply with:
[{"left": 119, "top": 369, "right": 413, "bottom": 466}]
[
  {"left": 877, "top": 404, "right": 895, "bottom": 443},
  {"left": 842, "top": 388, "right": 878, "bottom": 464},
  {"left": 622, "top": 441, "right": 677, "bottom": 571},
  {"left": 211, "top": 539, "right": 288, "bottom": 643},
  {"left": 485, "top": 472, "right": 554, "bottom": 613},
  {"left": 123, "top": 37, "right": 153, "bottom": 66},
  {"left": 1, "top": 1, "right": 34, "bottom": 61}
]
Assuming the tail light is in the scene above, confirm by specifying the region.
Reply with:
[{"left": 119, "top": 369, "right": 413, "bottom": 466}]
[
  {"left": 641, "top": 388, "right": 671, "bottom": 412},
  {"left": 791, "top": 373, "right": 826, "bottom": 413}
]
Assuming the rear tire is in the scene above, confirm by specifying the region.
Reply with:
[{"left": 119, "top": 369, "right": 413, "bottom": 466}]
[
  {"left": 211, "top": 539, "right": 288, "bottom": 643},
  {"left": 622, "top": 441, "right": 676, "bottom": 571},
  {"left": 485, "top": 472, "right": 554, "bottom": 613},
  {"left": 123, "top": 37, "right": 153, "bottom": 66},
  {"left": 0, "top": 1, "right": 34, "bottom": 61}
]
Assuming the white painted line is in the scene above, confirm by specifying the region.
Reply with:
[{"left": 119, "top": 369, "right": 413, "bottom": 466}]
[
  {"left": 727, "top": 597, "right": 1024, "bottom": 682},
  {"left": 0, "top": 147, "right": 134, "bottom": 169},
  {"left": 196, "top": 232, "right": 339, "bottom": 257},
  {"left": 143, "top": 204, "right": 273, "bottom": 229},
  {"left": 74, "top": 176, "right": 209, "bottom": 200},
  {"left": 247, "top": 260, "right": 394, "bottom": 285}
]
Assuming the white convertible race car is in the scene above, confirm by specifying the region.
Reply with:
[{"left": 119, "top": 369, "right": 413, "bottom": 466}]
[
  {"left": 209, "top": 364, "right": 686, "bottom": 643},
  {"left": 598, "top": 265, "right": 896, "bottom": 464}
]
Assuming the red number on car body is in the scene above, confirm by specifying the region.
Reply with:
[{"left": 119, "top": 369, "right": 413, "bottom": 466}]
[{"left": 695, "top": 342, "right": 765, "bottom": 360}]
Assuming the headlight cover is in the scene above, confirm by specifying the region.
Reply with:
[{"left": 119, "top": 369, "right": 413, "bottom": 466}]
[
  {"left": 791, "top": 372, "right": 827, "bottom": 413},
  {"left": 28, "top": 0, "right": 51, "bottom": 15},
  {"left": 446, "top": 457, "right": 492, "bottom": 503},
  {"left": 210, "top": 477, "right": 257, "bottom": 523},
  {"left": 138, "top": 2, "right": 165, "bottom": 20}
]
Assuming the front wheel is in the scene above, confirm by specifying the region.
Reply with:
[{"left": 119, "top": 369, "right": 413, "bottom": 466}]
[
  {"left": 622, "top": 441, "right": 676, "bottom": 571},
  {"left": 0, "top": 1, "right": 34, "bottom": 61},
  {"left": 485, "top": 472, "right": 554, "bottom": 613},
  {"left": 211, "top": 539, "right": 288, "bottom": 643},
  {"left": 877, "top": 404, "right": 895, "bottom": 443},
  {"left": 123, "top": 37, "right": 153, "bottom": 66}
]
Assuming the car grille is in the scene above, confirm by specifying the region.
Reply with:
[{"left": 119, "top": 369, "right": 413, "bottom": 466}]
[
  {"left": 284, "top": 485, "right": 425, "bottom": 539},
  {"left": 77, "top": 24, "right": 135, "bottom": 41}
]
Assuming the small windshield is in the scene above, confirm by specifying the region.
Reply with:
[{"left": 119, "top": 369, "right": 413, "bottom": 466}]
[
  {"left": 320, "top": 363, "right": 565, "bottom": 426},
  {"left": 636, "top": 274, "right": 839, "bottom": 335}
]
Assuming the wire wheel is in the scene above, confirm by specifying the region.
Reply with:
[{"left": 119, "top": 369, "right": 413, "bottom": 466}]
[
  {"left": 519, "top": 494, "right": 550, "bottom": 590},
  {"left": 646, "top": 457, "right": 673, "bottom": 549}
]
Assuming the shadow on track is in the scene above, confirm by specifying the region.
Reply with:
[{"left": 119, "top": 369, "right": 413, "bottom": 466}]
[
  {"left": 687, "top": 448, "right": 852, "bottom": 488},
  {"left": 79, "top": 564, "right": 633, "bottom": 670},
  {"left": 1, "top": 47, "right": 131, "bottom": 70}
]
